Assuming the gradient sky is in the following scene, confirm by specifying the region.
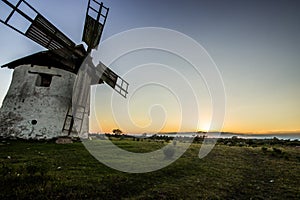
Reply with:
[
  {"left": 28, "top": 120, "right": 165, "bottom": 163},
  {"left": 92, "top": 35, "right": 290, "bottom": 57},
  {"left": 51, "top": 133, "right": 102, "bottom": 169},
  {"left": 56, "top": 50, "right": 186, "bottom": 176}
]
[{"left": 0, "top": 0, "right": 299, "bottom": 134}]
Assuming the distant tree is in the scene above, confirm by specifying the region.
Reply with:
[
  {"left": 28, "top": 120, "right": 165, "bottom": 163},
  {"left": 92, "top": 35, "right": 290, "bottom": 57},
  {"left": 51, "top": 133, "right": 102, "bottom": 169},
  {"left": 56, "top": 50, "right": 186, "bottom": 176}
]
[
  {"left": 231, "top": 136, "right": 238, "bottom": 140},
  {"left": 112, "top": 129, "right": 122, "bottom": 135}
]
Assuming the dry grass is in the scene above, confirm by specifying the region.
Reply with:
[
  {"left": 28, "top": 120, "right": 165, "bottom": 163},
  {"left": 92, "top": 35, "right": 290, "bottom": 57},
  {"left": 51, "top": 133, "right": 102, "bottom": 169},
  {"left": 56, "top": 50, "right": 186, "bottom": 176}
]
[{"left": 0, "top": 138, "right": 299, "bottom": 199}]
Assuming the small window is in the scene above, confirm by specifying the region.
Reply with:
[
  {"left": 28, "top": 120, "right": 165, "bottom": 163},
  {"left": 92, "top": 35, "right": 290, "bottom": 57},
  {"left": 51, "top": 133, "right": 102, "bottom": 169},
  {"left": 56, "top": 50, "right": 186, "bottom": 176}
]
[{"left": 36, "top": 73, "right": 52, "bottom": 87}]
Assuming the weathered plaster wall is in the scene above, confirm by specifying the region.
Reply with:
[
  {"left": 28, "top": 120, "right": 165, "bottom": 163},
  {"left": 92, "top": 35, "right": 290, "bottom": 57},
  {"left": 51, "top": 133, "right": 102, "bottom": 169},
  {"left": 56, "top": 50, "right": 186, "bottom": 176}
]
[{"left": 0, "top": 65, "right": 76, "bottom": 139}]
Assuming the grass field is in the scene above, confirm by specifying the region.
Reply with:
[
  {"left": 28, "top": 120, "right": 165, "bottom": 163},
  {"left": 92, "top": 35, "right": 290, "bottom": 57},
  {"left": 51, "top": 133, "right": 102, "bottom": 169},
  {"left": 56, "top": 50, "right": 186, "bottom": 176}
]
[{"left": 0, "top": 138, "right": 299, "bottom": 199}]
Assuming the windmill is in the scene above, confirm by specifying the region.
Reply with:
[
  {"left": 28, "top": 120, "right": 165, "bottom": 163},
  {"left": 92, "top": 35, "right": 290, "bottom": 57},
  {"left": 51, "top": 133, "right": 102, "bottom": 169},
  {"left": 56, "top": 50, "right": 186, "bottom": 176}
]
[{"left": 0, "top": 0, "right": 128, "bottom": 139}]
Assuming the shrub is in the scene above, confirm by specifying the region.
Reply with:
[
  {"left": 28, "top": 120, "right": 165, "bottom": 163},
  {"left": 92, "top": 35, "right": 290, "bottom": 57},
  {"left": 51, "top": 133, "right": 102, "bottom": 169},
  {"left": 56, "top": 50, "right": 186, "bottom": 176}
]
[
  {"left": 272, "top": 147, "right": 282, "bottom": 154},
  {"left": 261, "top": 147, "right": 268, "bottom": 152}
]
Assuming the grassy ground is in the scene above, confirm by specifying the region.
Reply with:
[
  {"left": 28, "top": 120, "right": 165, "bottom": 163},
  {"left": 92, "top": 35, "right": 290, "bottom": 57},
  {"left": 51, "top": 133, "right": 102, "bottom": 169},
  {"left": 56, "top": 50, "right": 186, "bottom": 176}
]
[{"left": 0, "top": 138, "right": 299, "bottom": 199}]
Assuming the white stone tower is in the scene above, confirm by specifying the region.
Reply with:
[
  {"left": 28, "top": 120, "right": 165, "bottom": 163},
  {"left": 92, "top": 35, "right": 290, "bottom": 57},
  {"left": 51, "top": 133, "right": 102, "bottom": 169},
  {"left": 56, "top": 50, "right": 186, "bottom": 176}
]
[
  {"left": 0, "top": 47, "right": 85, "bottom": 139},
  {"left": 0, "top": 0, "right": 128, "bottom": 139},
  {"left": 0, "top": 65, "right": 75, "bottom": 139}
]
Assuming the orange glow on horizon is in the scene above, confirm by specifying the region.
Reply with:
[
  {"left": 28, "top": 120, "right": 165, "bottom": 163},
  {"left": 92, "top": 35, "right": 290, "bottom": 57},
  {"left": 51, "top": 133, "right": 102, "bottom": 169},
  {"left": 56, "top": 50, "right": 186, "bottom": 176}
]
[{"left": 90, "top": 119, "right": 300, "bottom": 134}]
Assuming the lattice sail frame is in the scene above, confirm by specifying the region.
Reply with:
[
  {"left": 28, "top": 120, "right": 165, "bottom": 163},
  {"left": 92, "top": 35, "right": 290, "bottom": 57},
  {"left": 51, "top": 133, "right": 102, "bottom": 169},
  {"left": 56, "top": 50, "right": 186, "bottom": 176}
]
[
  {"left": 82, "top": 0, "right": 109, "bottom": 52},
  {"left": 0, "top": 0, "right": 76, "bottom": 53}
]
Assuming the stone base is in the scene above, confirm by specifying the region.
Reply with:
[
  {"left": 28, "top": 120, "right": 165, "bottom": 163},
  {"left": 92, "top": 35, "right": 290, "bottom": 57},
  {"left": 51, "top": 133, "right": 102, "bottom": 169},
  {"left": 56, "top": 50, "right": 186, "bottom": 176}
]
[{"left": 55, "top": 137, "right": 73, "bottom": 144}]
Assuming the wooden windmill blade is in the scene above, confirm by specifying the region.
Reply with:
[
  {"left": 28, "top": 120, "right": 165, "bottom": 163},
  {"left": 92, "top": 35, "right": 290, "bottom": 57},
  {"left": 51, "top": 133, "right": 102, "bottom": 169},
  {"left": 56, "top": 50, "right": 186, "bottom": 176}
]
[
  {"left": 71, "top": 57, "right": 95, "bottom": 135},
  {"left": 72, "top": 57, "right": 129, "bottom": 120},
  {"left": 0, "top": 0, "right": 77, "bottom": 56},
  {"left": 95, "top": 62, "right": 129, "bottom": 98},
  {"left": 81, "top": 0, "right": 129, "bottom": 98},
  {"left": 71, "top": 57, "right": 129, "bottom": 135},
  {"left": 82, "top": 0, "right": 109, "bottom": 52}
]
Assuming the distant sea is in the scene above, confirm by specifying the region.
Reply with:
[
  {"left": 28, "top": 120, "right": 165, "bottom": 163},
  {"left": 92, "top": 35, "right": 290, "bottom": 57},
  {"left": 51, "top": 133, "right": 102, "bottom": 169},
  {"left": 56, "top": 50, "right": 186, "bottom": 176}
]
[{"left": 127, "top": 132, "right": 300, "bottom": 140}]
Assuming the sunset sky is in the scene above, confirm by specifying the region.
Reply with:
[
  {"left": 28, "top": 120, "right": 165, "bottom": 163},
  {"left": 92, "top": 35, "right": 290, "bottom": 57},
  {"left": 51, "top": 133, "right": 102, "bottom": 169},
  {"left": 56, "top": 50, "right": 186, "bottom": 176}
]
[{"left": 0, "top": 0, "right": 299, "bottom": 134}]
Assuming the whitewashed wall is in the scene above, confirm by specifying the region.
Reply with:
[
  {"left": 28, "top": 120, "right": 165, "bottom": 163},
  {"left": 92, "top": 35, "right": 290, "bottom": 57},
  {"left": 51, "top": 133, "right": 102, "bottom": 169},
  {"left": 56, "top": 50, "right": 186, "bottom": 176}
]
[{"left": 0, "top": 65, "right": 76, "bottom": 139}]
